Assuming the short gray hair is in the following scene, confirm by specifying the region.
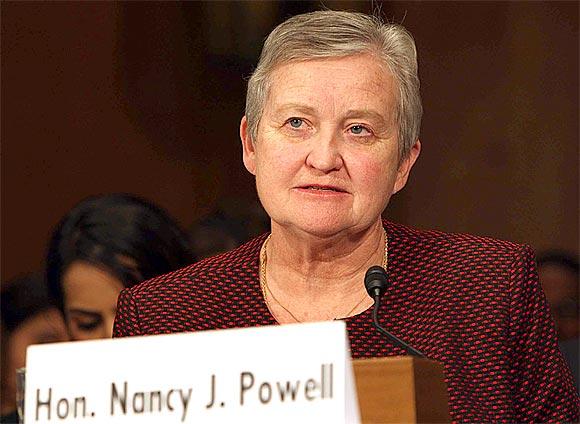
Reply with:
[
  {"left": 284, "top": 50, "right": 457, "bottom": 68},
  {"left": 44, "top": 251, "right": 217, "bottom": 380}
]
[{"left": 245, "top": 10, "right": 422, "bottom": 161}]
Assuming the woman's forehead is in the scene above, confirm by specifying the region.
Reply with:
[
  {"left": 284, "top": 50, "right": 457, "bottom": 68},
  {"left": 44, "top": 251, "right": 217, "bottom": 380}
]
[{"left": 264, "top": 55, "right": 396, "bottom": 116}]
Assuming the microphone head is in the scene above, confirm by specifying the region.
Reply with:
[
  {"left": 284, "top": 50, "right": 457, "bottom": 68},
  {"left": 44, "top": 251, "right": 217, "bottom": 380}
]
[{"left": 364, "top": 265, "right": 389, "bottom": 298}]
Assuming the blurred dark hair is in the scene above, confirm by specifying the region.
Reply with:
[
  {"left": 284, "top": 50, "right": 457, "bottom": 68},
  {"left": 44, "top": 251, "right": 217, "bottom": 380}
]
[
  {"left": 1, "top": 274, "right": 54, "bottom": 333},
  {"left": 537, "top": 251, "right": 579, "bottom": 275},
  {"left": 46, "top": 193, "right": 194, "bottom": 313}
]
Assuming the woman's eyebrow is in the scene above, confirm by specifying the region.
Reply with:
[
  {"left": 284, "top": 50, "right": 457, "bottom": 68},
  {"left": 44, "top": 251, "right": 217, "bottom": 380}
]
[
  {"left": 67, "top": 309, "right": 102, "bottom": 319},
  {"left": 343, "top": 109, "right": 389, "bottom": 125},
  {"left": 272, "top": 103, "right": 317, "bottom": 115}
]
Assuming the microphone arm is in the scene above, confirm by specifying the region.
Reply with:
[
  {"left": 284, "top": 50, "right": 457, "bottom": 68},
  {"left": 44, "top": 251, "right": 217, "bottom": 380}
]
[
  {"left": 370, "top": 293, "right": 426, "bottom": 358},
  {"left": 365, "top": 265, "right": 426, "bottom": 358}
]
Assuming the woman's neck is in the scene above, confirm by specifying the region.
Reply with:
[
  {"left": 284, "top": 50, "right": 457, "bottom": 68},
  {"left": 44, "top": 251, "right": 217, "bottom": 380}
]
[{"left": 263, "top": 220, "right": 386, "bottom": 321}]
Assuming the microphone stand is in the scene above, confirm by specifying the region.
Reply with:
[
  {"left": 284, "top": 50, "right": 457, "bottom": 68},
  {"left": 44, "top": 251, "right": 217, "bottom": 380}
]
[{"left": 371, "top": 293, "right": 426, "bottom": 358}]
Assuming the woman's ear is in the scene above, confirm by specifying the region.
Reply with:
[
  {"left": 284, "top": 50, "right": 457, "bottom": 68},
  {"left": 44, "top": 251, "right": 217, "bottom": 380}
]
[
  {"left": 240, "top": 116, "right": 256, "bottom": 175},
  {"left": 393, "top": 139, "right": 421, "bottom": 194}
]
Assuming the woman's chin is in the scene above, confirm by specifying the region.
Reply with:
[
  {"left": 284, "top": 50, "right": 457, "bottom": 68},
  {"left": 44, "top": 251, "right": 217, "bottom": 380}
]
[{"left": 280, "top": 216, "right": 357, "bottom": 238}]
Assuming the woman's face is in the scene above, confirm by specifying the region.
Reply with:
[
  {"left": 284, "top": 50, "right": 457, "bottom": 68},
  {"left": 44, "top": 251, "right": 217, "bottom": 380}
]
[
  {"left": 1, "top": 309, "right": 67, "bottom": 413},
  {"left": 61, "top": 261, "right": 125, "bottom": 340},
  {"left": 241, "top": 54, "right": 420, "bottom": 237}
]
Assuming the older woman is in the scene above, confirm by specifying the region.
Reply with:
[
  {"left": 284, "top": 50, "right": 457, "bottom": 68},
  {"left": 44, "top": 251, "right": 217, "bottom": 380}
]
[{"left": 114, "top": 11, "right": 579, "bottom": 422}]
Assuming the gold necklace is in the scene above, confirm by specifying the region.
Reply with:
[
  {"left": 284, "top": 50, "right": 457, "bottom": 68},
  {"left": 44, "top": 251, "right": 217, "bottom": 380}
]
[{"left": 259, "top": 229, "right": 388, "bottom": 323}]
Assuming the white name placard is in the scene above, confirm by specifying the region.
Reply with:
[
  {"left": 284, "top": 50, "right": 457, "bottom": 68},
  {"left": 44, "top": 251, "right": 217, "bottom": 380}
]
[{"left": 25, "top": 321, "right": 360, "bottom": 423}]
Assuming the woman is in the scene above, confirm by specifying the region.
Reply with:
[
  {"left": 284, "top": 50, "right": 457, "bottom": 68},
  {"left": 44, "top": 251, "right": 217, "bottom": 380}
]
[
  {"left": 1, "top": 274, "right": 68, "bottom": 423},
  {"left": 537, "top": 251, "right": 579, "bottom": 389},
  {"left": 47, "top": 193, "right": 194, "bottom": 340},
  {"left": 114, "top": 11, "right": 579, "bottom": 422}
]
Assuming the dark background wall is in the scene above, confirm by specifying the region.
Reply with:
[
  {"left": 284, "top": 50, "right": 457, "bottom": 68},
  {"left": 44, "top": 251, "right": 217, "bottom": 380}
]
[{"left": 2, "top": 1, "right": 578, "bottom": 283}]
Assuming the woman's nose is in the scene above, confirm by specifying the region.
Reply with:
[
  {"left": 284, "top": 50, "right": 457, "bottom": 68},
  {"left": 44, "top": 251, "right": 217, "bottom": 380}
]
[
  {"left": 305, "top": 130, "right": 344, "bottom": 173},
  {"left": 104, "top": 313, "right": 116, "bottom": 338}
]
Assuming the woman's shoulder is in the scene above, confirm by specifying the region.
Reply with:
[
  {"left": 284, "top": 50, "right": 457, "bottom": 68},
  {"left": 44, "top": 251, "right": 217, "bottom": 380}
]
[
  {"left": 125, "top": 233, "right": 268, "bottom": 299},
  {"left": 114, "top": 234, "right": 270, "bottom": 336},
  {"left": 383, "top": 219, "right": 530, "bottom": 258},
  {"left": 383, "top": 220, "right": 536, "bottom": 277}
]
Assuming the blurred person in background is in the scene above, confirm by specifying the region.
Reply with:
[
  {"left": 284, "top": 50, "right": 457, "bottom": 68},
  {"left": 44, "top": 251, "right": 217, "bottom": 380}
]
[
  {"left": 190, "top": 202, "right": 269, "bottom": 259},
  {"left": 1, "top": 274, "right": 68, "bottom": 423},
  {"left": 189, "top": 210, "right": 246, "bottom": 259},
  {"left": 537, "top": 251, "right": 579, "bottom": 390},
  {"left": 46, "top": 193, "right": 194, "bottom": 340}
]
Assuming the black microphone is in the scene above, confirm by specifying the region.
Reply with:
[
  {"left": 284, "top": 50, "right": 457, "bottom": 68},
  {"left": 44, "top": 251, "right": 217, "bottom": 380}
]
[{"left": 364, "top": 266, "right": 426, "bottom": 358}]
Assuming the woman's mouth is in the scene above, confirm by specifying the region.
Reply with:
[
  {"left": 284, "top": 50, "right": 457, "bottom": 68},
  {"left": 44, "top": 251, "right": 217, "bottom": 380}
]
[{"left": 295, "top": 185, "right": 349, "bottom": 194}]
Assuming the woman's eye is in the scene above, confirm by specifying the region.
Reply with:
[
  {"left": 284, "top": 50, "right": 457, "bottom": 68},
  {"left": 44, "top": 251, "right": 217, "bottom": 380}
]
[
  {"left": 349, "top": 125, "right": 371, "bottom": 135},
  {"left": 75, "top": 319, "right": 101, "bottom": 331},
  {"left": 287, "top": 118, "right": 303, "bottom": 129}
]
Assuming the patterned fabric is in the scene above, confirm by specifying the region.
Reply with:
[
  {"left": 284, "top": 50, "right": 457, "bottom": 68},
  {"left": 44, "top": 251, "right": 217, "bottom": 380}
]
[{"left": 114, "top": 220, "right": 580, "bottom": 422}]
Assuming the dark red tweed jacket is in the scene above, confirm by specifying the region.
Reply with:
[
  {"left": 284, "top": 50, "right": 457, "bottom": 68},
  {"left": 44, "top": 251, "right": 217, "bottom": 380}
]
[{"left": 114, "top": 221, "right": 579, "bottom": 423}]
